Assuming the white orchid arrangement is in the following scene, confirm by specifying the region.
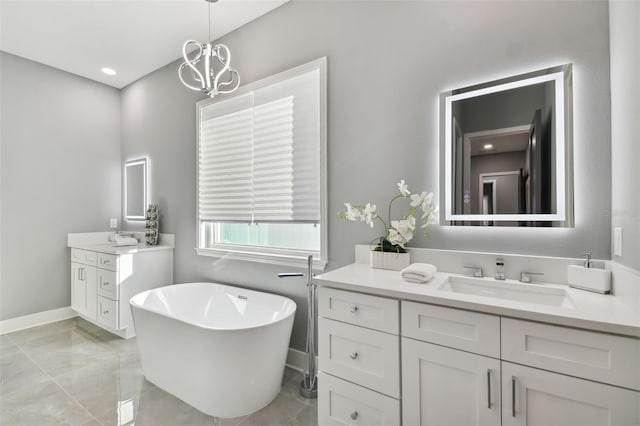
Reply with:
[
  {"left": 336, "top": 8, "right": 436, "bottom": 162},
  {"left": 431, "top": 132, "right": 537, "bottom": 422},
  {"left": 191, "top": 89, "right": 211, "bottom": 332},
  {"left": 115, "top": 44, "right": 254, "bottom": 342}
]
[{"left": 338, "top": 180, "right": 438, "bottom": 253}]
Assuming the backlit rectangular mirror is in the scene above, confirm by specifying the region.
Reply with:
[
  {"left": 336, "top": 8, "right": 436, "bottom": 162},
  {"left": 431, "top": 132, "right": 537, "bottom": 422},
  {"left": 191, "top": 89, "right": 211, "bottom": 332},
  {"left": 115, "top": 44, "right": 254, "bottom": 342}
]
[
  {"left": 440, "top": 64, "right": 573, "bottom": 227},
  {"left": 125, "top": 158, "right": 147, "bottom": 220}
]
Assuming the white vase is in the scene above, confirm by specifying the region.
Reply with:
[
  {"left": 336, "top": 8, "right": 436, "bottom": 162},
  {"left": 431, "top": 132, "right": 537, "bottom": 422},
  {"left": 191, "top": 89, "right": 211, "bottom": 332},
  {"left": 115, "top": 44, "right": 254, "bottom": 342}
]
[{"left": 370, "top": 250, "right": 410, "bottom": 271}]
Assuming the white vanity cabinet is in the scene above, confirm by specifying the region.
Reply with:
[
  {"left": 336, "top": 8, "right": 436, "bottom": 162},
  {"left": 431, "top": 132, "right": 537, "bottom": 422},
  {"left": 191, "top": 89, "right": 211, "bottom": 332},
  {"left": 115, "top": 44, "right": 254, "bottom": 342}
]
[
  {"left": 317, "top": 284, "right": 640, "bottom": 426},
  {"left": 69, "top": 242, "right": 173, "bottom": 339}
]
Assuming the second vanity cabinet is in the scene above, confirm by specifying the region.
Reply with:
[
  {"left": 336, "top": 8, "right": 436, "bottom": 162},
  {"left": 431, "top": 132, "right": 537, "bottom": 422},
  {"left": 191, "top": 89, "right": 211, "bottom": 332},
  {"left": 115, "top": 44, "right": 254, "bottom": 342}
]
[
  {"left": 318, "top": 287, "right": 640, "bottom": 426},
  {"left": 70, "top": 245, "right": 173, "bottom": 338}
]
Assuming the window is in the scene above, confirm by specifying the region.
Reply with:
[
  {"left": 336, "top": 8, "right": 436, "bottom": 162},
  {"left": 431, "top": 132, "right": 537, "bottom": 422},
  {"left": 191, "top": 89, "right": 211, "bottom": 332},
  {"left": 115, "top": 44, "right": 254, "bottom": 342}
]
[{"left": 196, "top": 58, "right": 327, "bottom": 269}]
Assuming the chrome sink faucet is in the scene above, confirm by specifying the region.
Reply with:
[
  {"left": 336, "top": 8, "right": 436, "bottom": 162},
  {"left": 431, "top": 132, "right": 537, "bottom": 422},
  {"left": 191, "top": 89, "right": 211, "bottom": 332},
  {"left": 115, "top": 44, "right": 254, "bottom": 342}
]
[{"left": 495, "top": 258, "right": 505, "bottom": 280}]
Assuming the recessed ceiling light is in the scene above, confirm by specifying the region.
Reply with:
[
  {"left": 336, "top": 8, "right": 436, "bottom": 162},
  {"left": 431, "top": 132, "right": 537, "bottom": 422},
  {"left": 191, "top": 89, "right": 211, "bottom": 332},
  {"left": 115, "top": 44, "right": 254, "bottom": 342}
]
[
  {"left": 101, "top": 67, "right": 117, "bottom": 76},
  {"left": 483, "top": 144, "right": 494, "bottom": 150}
]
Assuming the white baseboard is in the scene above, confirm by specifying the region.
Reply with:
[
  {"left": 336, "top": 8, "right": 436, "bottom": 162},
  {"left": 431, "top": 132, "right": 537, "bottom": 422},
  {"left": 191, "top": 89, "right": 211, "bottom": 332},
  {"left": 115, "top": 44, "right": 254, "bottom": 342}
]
[
  {"left": 0, "top": 307, "right": 78, "bottom": 335},
  {"left": 286, "top": 347, "right": 319, "bottom": 373}
]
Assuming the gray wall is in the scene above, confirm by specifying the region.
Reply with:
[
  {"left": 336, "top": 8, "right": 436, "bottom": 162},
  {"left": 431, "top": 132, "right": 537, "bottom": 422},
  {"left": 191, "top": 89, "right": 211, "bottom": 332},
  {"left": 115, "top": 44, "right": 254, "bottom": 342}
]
[
  {"left": 0, "top": 52, "right": 121, "bottom": 320},
  {"left": 610, "top": 1, "right": 640, "bottom": 272},
  {"left": 121, "top": 1, "right": 611, "bottom": 350}
]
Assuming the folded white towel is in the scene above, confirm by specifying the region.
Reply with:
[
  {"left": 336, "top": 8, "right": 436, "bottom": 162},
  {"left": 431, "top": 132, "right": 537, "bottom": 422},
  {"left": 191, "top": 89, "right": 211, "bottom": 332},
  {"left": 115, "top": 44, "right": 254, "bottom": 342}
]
[
  {"left": 115, "top": 237, "right": 139, "bottom": 246},
  {"left": 401, "top": 263, "right": 437, "bottom": 284}
]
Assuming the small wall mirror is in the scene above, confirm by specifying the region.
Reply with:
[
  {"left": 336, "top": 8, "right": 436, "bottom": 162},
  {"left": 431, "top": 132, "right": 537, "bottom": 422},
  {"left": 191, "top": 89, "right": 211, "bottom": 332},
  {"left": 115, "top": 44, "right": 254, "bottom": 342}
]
[
  {"left": 124, "top": 158, "right": 147, "bottom": 220},
  {"left": 440, "top": 64, "right": 573, "bottom": 227}
]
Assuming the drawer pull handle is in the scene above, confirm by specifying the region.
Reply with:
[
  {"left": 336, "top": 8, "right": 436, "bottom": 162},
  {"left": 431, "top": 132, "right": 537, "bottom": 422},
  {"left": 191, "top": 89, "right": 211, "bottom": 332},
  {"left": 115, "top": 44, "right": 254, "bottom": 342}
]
[
  {"left": 511, "top": 376, "right": 516, "bottom": 417},
  {"left": 102, "top": 281, "right": 109, "bottom": 287},
  {"left": 349, "top": 352, "right": 359, "bottom": 360},
  {"left": 487, "top": 369, "right": 492, "bottom": 409},
  {"left": 350, "top": 305, "right": 359, "bottom": 313},
  {"left": 350, "top": 411, "right": 358, "bottom": 420},
  {"left": 103, "top": 310, "right": 109, "bottom": 315}
]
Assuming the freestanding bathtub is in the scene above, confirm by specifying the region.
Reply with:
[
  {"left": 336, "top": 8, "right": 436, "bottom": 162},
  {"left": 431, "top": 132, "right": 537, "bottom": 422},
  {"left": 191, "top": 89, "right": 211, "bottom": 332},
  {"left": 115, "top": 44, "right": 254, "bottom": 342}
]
[{"left": 130, "top": 282, "right": 297, "bottom": 418}]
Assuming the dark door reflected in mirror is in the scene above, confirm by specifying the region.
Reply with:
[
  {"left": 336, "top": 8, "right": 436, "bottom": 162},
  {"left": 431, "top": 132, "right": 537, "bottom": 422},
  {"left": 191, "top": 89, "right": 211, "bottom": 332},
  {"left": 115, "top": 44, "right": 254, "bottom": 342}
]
[{"left": 442, "top": 64, "right": 573, "bottom": 227}]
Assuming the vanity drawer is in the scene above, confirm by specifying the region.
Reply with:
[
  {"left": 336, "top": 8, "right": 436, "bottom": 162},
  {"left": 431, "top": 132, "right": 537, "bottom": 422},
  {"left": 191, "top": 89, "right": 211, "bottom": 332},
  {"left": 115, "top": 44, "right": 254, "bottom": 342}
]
[
  {"left": 319, "top": 317, "right": 400, "bottom": 398},
  {"left": 502, "top": 318, "right": 640, "bottom": 390},
  {"left": 97, "top": 296, "right": 119, "bottom": 330},
  {"left": 318, "top": 287, "right": 399, "bottom": 334},
  {"left": 402, "top": 301, "right": 500, "bottom": 358},
  {"left": 97, "top": 269, "right": 119, "bottom": 300},
  {"left": 71, "top": 248, "right": 97, "bottom": 266},
  {"left": 318, "top": 372, "right": 400, "bottom": 426},
  {"left": 97, "top": 253, "right": 117, "bottom": 271}
]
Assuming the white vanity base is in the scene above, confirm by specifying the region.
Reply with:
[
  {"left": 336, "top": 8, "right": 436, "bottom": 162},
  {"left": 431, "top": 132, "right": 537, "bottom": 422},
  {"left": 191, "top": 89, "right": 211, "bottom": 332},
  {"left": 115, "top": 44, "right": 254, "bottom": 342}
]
[
  {"left": 68, "top": 232, "right": 174, "bottom": 339},
  {"left": 315, "top": 247, "right": 640, "bottom": 426}
]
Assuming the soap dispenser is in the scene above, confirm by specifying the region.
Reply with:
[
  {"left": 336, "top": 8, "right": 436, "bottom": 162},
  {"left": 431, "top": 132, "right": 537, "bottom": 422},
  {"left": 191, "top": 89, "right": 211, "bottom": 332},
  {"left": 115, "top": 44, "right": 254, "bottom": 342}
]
[{"left": 567, "top": 253, "right": 612, "bottom": 294}]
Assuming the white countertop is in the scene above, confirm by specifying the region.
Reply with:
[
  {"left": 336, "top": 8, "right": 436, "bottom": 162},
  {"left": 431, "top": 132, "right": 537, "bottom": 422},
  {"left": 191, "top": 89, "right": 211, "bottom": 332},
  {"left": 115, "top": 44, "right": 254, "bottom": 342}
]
[
  {"left": 315, "top": 263, "right": 640, "bottom": 338},
  {"left": 69, "top": 242, "right": 174, "bottom": 255},
  {"left": 67, "top": 231, "right": 175, "bottom": 255}
]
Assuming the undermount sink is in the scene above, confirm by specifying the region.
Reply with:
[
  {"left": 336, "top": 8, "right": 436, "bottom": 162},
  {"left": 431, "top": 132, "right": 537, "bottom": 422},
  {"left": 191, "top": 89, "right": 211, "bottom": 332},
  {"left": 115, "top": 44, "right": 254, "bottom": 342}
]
[{"left": 438, "top": 276, "right": 574, "bottom": 309}]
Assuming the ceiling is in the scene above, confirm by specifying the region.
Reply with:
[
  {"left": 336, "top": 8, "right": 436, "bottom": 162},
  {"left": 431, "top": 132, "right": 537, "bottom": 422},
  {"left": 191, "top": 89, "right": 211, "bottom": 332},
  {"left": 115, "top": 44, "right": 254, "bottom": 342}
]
[
  {"left": 470, "top": 131, "right": 530, "bottom": 156},
  {"left": 0, "top": 0, "right": 288, "bottom": 89}
]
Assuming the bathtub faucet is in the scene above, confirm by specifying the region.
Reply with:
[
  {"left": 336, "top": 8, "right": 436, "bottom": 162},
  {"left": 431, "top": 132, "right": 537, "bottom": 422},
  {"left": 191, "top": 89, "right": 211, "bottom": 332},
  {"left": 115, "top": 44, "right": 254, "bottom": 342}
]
[
  {"left": 277, "top": 272, "right": 305, "bottom": 278},
  {"left": 277, "top": 254, "right": 314, "bottom": 286}
]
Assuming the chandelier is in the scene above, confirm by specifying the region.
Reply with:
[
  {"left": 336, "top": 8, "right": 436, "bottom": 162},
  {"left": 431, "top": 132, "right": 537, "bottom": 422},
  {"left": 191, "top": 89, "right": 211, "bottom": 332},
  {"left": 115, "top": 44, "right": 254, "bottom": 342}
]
[{"left": 178, "top": 0, "right": 240, "bottom": 98}]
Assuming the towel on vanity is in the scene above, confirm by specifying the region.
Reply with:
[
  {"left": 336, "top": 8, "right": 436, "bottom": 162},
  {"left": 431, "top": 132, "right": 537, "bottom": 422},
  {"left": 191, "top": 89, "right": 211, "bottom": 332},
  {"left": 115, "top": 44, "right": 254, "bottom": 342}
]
[
  {"left": 115, "top": 237, "right": 139, "bottom": 246},
  {"left": 401, "top": 263, "right": 437, "bottom": 283}
]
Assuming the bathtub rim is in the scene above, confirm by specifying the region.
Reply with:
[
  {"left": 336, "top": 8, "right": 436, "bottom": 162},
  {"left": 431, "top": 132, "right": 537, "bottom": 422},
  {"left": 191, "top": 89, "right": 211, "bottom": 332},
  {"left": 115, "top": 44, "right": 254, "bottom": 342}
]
[{"left": 130, "top": 282, "right": 297, "bottom": 333}]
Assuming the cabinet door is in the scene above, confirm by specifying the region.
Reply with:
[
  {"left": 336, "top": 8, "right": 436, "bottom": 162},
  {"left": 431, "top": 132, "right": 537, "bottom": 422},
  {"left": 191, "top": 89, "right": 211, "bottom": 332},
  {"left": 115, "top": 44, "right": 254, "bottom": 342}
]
[
  {"left": 70, "top": 262, "right": 97, "bottom": 320},
  {"left": 84, "top": 266, "right": 97, "bottom": 320},
  {"left": 502, "top": 362, "right": 640, "bottom": 426},
  {"left": 71, "top": 262, "right": 86, "bottom": 315},
  {"left": 402, "top": 337, "right": 501, "bottom": 426}
]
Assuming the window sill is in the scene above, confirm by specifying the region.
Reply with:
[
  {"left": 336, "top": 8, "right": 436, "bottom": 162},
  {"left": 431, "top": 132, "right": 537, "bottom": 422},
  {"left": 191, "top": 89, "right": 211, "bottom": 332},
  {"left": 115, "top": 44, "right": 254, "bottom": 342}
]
[{"left": 195, "top": 247, "right": 328, "bottom": 271}]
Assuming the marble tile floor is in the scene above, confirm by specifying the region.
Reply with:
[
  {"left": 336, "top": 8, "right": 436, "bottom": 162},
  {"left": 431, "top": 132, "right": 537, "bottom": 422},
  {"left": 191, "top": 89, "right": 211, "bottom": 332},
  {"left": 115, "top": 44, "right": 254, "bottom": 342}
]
[{"left": 0, "top": 318, "right": 317, "bottom": 426}]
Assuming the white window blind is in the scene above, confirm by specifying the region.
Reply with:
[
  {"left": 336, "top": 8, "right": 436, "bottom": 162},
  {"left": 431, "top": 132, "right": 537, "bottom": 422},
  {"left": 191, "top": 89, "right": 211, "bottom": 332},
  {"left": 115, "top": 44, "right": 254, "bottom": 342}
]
[{"left": 198, "top": 68, "right": 321, "bottom": 224}]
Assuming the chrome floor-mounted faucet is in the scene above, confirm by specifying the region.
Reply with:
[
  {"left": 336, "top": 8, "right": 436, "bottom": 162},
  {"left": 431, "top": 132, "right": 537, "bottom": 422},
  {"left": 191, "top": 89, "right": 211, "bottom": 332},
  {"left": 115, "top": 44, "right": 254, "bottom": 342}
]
[{"left": 278, "top": 255, "right": 317, "bottom": 399}]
